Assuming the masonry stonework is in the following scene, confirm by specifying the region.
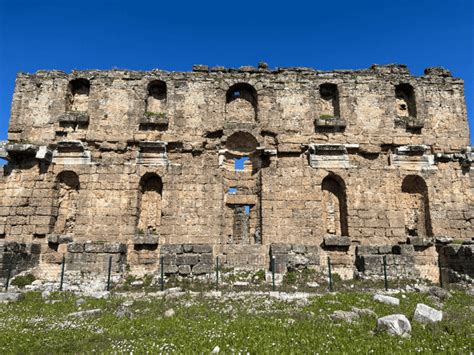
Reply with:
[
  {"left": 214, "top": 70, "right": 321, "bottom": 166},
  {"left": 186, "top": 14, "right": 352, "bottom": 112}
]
[{"left": 0, "top": 63, "right": 472, "bottom": 282}]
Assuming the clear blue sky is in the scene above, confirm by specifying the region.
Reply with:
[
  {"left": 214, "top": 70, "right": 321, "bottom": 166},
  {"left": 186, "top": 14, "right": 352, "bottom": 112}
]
[{"left": 1, "top": 0, "right": 472, "bottom": 143}]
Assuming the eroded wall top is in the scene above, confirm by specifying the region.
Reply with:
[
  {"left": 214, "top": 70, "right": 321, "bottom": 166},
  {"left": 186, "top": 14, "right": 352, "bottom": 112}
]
[{"left": 7, "top": 63, "right": 470, "bottom": 152}]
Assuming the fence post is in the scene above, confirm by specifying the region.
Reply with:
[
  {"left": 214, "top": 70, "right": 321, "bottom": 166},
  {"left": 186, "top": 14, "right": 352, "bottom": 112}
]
[
  {"left": 59, "top": 254, "right": 65, "bottom": 291},
  {"left": 383, "top": 255, "right": 388, "bottom": 291},
  {"left": 439, "top": 263, "right": 444, "bottom": 289},
  {"left": 160, "top": 255, "right": 164, "bottom": 291},
  {"left": 327, "top": 256, "right": 333, "bottom": 292},
  {"left": 215, "top": 256, "right": 219, "bottom": 290},
  {"left": 106, "top": 256, "right": 112, "bottom": 291},
  {"left": 271, "top": 255, "right": 276, "bottom": 291},
  {"left": 5, "top": 255, "right": 13, "bottom": 291}
]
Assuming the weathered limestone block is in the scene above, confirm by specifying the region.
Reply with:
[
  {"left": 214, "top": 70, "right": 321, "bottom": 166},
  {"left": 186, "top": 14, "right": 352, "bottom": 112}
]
[
  {"left": 178, "top": 265, "right": 192, "bottom": 275},
  {"left": 133, "top": 234, "right": 159, "bottom": 245},
  {"left": 324, "top": 236, "right": 351, "bottom": 247},
  {"left": 413, "top": 303, "right": 443, "bottom": 323},
  {"left": 103, "top": 243, "right": 127, "bottom": 254},
  {"left": 192, "top": 262, "right": 212, "bottom": 275},
  {"left": 161, "top": 245, "right": 183, "bottom": 255},
  {"left": 374, "top": 294, "right": 400, "bottom": 306},
  {"left": 47, "top": 234, "right": 74, "bottom": 244},
  {"left": 57, "top": 111, "right": 89, "bottom": 124},
  {"left": 192, "top": 244, "right": 213, "bottom": 253},
  {"left": 199, "top": 253, "right": 213, "bottom": 264},
  {"left": 271, "top": 244, "right": 292, "bottom": 255},
  {"left": 67, "top": 243, "right": 84, "bottom": 253},
  {"left": 376, "top": 314, "right": 411, "bottom": 337},
  {"left": 176, "top": 254, "right": 199, "bottom": 266}
]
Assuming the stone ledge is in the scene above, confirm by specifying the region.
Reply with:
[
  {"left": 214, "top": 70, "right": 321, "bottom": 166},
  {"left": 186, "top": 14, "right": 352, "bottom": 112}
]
[
  {"left": 57, "top": 111, "right": 89, "bottom": 124},
  {"left": 4, "top": 143, "right": 38, "bottom": 159},
  {"left": 140, "top": 114, "right": 169, "bottom": 126},
  {"left": 315, "top": 117, "right": 347, "bottom": 128},
  {"left": 67, "top": 242, "right": 127, "bottom": 254},
  {"left": 408, "top": 237, "right": 433, "bottom": 247},
  {"left": 56, "top": 140, "right": 85, "bottom": 152},
  {"left": 324, "top": 235, "right": 351, "bottom": 247}
]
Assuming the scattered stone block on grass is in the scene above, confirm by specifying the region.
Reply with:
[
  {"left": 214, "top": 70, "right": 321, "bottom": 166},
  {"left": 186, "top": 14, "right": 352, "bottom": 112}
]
[
  {"left": 376, "top": 314, "right": 411, "bottom": 337},
  {"left": 374, "top": 294, "right": 400, "bottom": 306},
  {"left": 413, "top": 303, "right": 443, "bottom": 323}
]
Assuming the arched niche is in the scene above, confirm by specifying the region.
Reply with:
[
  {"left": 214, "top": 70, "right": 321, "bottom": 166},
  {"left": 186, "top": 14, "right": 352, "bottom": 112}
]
[
  {"left": 395, "top": 83, "right": 416, "bottom": 118},
  {"left": 225, "top": 131, "right": 258, "bottom": 154},
  {"left": 319, "top": 83, "right": 340, "bottom": 118},
  {"left": 225, "top": 83, "right": 258, "bottom": 122},
  {"left": 146, "top": 80, "right": 167, "bottom": 114},
  {"left": 401, "top": 175, "right": 432, "bottom": 238},
  {"left": 137, "top": 173, "right": 163, "bottom": 234},
  {"left": 67, "top": 78, "right": 90, "bottom": 112},
  {"left": 54, "top": 171, "right": 80, "bottom": 235},
  {"left": 321, "top": 174, "right": 348, "bottom": 236}
]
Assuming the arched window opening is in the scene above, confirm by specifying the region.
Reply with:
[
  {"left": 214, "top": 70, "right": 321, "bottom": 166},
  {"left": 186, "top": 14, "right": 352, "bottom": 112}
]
[
  {"left": 319, "top": 83, "right": 340, "bottom": 118},
  {"left": 54, "top": 171, "right": 79, "bottom": 235},
  {"left": 226, "top": 131, "right": 258, "bottom": 154},
  {"left": 137, "top": 173, "right": 163, "bottom": 235},
  {"left": 321, "top": 175, "right": 348, "bottom": 236},
  {"left": 225, "top": 83, "right": 257, "bottom": 122},
  {"left": 234, "top": 156, "right": 249, "bottom": 171},
  {"left": 146, "top": 80, "right": 167, "bottom": 114},
  {"left": 67, "top": 78, "right": 90, "bottom": 112},
  {"left": 401, "top": 175, "right": 432, "bottom": 238},
  {"left": 395, "top": 83, "right": 416, "bottom": 118}
]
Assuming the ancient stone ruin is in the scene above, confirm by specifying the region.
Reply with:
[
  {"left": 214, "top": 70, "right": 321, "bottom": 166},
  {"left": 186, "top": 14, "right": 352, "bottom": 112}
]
[{"left": 0, "top": 63, "right": 472, "bottom": 283}]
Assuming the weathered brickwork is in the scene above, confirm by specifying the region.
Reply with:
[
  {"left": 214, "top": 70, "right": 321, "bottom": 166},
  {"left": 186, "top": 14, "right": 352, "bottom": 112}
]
[{"left": 0, "top": 63, "right": 472, "bottom": 282}]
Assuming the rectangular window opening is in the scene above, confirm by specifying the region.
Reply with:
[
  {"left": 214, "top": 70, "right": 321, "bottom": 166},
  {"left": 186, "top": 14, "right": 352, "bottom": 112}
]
[
  {"left": 234, "top": 156, "right": 249, "bottom": 171},
  {"left": 228, "top": 187, "right": 237, "bottom": 194},
  {"left": 244, "top": 205, "right": 251, "bottom": 215}
]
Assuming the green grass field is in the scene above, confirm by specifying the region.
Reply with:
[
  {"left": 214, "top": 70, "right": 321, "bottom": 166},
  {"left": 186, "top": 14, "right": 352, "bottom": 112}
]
[{"left": 0, "top": 287, "right": 472, "bottom": 353}]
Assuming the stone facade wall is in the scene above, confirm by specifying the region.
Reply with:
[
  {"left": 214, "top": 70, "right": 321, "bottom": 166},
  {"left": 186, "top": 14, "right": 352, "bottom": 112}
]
[
  {"left": 0, "top": 241, "right": 40, "bottom": 278},
  {"left": 439, "top": 243, "right": 474, "bottom": 282},
  {"left": 270, "top": 244, "right": 320, "bottom": 273},
  {"left": 0, "top": 63, "right": 472, "bottom": 282},
  {"left": 356, "top": 245, "right": 419, "bottom": 278},
  {"left": 161, "top": 244, "right": 213, "bottom": 276}
]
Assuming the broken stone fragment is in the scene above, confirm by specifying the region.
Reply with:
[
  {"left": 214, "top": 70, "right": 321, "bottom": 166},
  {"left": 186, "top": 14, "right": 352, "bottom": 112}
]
[
  {"left": 423, "top": 67, "right": 452, "bottom": 77},
  {"left": 0, "top": 292, "right": 24, "bottom": 303},
  {"left": 413, "top": 303, "right": 443, "bottom": 323},
  {"left": 373, "top": 294, "right": 400, "bottom": 306},
  {"left": 192, "top": 65, "right": 208, "bottom": 72},
  {"left": 330, "top": 310, "right": 359, "bottom": 323},
  {"left": 164, "top": 308, "right": 175, "bottom": 317},
  {"left": 428, "top": 286, "right": 451, "bottom": 300},
  {"left": 409, "top": 237, "right": 433, "bottom": 247},
  {"left": 376, "top": 314, "right": 411, "bottom": 337},
  {"left": 68, "top": 309, "right": 102, "bottom": 317}
]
